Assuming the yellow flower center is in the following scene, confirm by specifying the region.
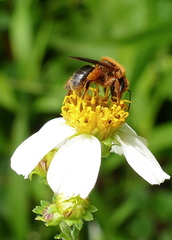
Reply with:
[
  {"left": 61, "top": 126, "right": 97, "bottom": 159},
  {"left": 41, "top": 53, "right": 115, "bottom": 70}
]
[{"left": 61, "top": 87, "right": 129, "bottom": 141}]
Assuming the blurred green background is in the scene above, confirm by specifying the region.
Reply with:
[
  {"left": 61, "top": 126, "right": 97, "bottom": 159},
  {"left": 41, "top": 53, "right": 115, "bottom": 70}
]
[{"left": 1, "top": 0, "right": 172, "bottom": 239}]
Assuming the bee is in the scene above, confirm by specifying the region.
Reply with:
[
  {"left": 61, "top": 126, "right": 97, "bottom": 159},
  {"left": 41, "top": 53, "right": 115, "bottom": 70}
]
[{"left": 66, "top": 56, "right": 129, "bottom": 102}]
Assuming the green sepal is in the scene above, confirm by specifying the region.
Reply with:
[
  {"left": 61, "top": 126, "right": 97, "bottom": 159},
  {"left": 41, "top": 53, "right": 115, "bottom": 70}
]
[
  {"left": 54, "top": 232, "right": 70, "bottom": 240},
  {"left": 41, "top": 200, "right": 50, "bottom": 208},
  {"left": 83, "top": 212, "right": 93, "bottom": 221},
  {"left": 88, "top": 205, "right": 98, "bottom": 213},
  {"left": 33, "top": 206, "right": 44, "bottom": 215},
  {"left": 102, "top": 137, "right": 113, "bottom": 147},
  {"left": 33, "top": 200, "right": 49, "bottom": 214},
  {"left": 35, "top": 216, "right": 44, "bottom": 222},
  {"left": 101, "top": 138, "right": 113, "bottom": 158},
  {"left": 74, "top": 220, "right": 83, "bottom": 230},
  {"left": 66, "top": 219, "right": 83, "bottom": 230}
]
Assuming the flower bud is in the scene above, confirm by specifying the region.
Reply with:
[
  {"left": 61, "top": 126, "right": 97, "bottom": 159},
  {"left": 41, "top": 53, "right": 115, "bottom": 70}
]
[
  {"left": 55, "top": 193, "right": 90, "bottom": 220},
  {"left": 29, "top": 149, "right": 57, "bottom": 180}
]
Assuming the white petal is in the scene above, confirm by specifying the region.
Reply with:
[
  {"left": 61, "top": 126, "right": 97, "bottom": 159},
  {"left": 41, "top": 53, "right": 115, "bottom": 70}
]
[
  {"left": 47, "top": 134, "right": 101, "bottom": 198},
  {"left": 111, "top": 145, "right": 124, "bottom": 155},
  {"left": 117, "top": 123, "right": 148, "bottom": 146},
  {"left": 114, "top": 129, "right": 170, "bottom": 184},
  {"left": 111, "top": 123, "right": 147, "bottom": 155},
  {"left": 11, "top": 117, "right": 76, "bottom": 178}
]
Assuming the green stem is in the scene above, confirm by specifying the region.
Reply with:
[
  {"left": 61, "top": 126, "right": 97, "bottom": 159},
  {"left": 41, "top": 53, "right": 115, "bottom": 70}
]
[
  {"left": 71, "top": 225, "right": 80, "bottom": 240},
  {"left": 59, "top": 222, "right": 80, "bottom": 240}
]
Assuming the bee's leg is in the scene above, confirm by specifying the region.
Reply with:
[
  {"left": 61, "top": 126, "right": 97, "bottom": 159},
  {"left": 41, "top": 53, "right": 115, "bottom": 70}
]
[
  {"left": 104, "top": 86, "right": 110, "bottom": 98},
  {"left": 111, "top": 79, "right": 120, "bottom": 102},
  {"left": 82, "top": 81, "right": 90, "bottom": 98},
  {"left": 67, "top": 89, "right": 73, "bottom": 96}
]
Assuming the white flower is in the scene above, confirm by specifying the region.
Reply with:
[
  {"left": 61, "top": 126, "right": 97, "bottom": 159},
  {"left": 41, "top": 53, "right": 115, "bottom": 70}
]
[{"left": 11, "top": 117, "right": 170, "bottom": 199}]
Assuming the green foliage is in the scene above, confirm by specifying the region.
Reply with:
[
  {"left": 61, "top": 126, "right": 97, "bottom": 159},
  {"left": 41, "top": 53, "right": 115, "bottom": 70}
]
[{"left": 1, "top": 0, "right": 172, "bottom": 239}]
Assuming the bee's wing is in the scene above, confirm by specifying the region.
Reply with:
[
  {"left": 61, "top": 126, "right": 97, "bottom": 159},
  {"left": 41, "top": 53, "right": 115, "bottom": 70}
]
[{"left": 68, "top": 56, "right": 114, "bottom": 69}]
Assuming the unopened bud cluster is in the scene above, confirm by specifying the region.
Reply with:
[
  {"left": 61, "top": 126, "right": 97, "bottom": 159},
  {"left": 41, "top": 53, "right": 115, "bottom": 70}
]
[{"left": 33, "top": 193, "right": 97, "bottom": 228}]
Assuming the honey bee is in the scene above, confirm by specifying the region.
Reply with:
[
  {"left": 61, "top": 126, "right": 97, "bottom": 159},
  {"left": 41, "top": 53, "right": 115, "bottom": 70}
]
[{"left": 66, "top": 56, "right": 129, "bottom": 102}]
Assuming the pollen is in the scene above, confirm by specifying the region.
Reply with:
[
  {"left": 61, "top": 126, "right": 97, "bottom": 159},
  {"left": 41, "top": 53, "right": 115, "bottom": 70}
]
[{"left": 61, "top": 88, "right": 129, "bottom": 141}]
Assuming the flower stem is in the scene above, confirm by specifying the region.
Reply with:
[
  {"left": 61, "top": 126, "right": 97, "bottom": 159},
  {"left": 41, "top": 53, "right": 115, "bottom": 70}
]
[{"left": 58, "top": 222, "right": 80, "bottom": 240}]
